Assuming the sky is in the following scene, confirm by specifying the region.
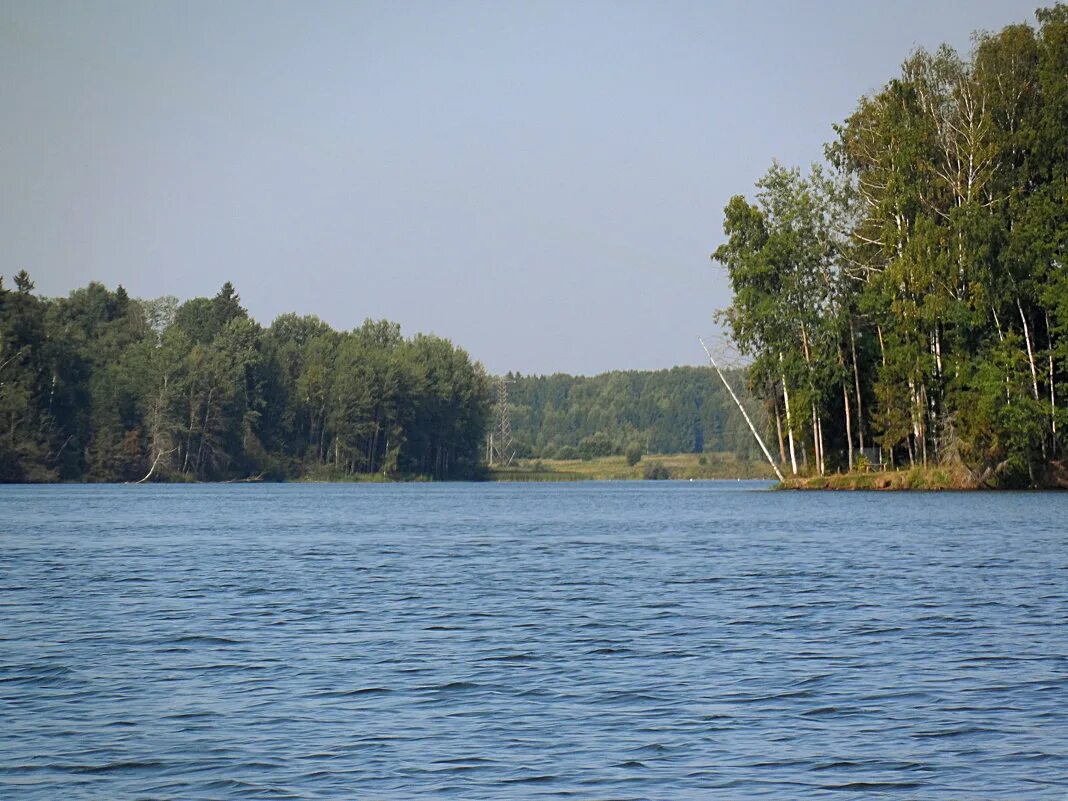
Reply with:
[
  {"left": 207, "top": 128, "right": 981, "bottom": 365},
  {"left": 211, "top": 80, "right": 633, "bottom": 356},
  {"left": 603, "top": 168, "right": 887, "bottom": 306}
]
[{"left": 0, "top": 0, "right": 1042, "bottom": 375}]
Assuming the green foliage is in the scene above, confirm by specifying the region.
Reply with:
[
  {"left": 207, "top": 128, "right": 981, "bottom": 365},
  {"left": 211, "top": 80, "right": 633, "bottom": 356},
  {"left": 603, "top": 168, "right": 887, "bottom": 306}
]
[
  {"left": 714, "top": 5, "right": 1068, "bottom": 488},
  {"left": 0, "top": 277, "right": 488, "bottom": 482},
  {"left": 625, "top": 441, "right": 644, "bottom": 466},
  {"left": 499, "top": 366, "right": 766, "bottom": 460},
  {"left": 579, "top": 431, "right": 615, "bottom": 460},
  {"left": 642, "top": 461, "right": 671, "bottom": 480}
]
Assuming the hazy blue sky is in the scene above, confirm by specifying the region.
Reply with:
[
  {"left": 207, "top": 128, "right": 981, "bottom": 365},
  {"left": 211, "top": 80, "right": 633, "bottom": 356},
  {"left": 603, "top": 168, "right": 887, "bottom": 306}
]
[{"left": 1, "top": 0, "right": 1040, "bottom": 374}]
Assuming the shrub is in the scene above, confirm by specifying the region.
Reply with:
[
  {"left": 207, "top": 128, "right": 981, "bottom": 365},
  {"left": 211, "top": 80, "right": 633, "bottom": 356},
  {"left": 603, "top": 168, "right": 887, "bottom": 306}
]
[
  {"left": 625, "top": 441, "right": 644, "bottom": 467},
  {"left": 579, "top": 431, "right": 615, "bottom": 460},
  {"left": 642, "top": 461, "right": 670, "bottom": 480},
  {"left": 555, "top": 445, "right": 580, "bottom": 460}
]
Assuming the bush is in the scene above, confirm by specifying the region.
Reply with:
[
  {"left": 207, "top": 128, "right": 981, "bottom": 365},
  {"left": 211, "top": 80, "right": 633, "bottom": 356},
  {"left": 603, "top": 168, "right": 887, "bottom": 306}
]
[
  {"left": 579, "top": 431, "right": 615, "bottom": 460},
  {"left": 642, "top": 461, "right": 671, "bottom": 480},
  {"left": 625, "top": 441, "right": 644, "bottom": 467},
  {"left": 555, "top": 445, "right": 580, "bottom": 460}
]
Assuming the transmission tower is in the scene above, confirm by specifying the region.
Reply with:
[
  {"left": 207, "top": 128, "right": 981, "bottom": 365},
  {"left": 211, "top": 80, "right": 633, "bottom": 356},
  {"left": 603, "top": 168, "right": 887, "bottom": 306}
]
[{"left": 488, "top": 376, "right": 515, "bottom": 466}]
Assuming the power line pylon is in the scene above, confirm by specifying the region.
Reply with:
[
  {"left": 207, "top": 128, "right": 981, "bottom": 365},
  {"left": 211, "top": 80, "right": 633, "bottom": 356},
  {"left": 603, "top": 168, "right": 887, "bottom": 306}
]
[{"left": 488, "top": 376, "right": 515, "bottom": 466}]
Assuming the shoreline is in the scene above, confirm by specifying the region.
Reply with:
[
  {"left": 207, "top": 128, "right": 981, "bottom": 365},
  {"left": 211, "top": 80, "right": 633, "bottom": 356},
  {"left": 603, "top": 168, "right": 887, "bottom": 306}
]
[
  {"left": 6, "top": 461, "right": 1065, "bottom": 489},
  {"left": 776, "top": 464, "right": 1068, "bottom": 491}
]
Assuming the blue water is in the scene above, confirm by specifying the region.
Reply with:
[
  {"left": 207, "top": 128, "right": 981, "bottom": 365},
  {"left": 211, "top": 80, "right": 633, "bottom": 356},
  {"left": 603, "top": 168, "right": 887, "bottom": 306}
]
[{"left": 1, "top": 482, "right": 1066, "bottom": 799}]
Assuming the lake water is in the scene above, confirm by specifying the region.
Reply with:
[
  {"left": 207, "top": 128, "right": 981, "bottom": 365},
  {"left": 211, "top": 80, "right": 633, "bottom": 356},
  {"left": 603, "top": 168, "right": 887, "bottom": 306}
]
[{"left": 1, "top": 482, "right": 1066, "bottom": 799}]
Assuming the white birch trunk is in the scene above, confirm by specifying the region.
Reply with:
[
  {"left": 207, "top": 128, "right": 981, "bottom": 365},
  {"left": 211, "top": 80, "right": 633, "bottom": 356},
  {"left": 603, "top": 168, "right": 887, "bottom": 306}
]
[
  {"left": 1047, "top": 312, "right": 1057, "bottom": 440},
  {"left": 849, "top": 318, "right": 864, "bottom": 452},
  {"left": 1017, "top": 298, "right": 1040, "bottom": 402},
  {"left": 843, "top": 381, "right": 853, "bottom": 472},
  {"left": 780, "top": 356, "right": 798, "bottom": 476}
]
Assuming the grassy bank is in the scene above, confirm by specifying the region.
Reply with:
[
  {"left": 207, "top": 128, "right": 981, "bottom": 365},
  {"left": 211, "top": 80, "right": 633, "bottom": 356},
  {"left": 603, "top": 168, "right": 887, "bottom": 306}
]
[
  {"left": 777, "top": 464, "right": 986, "bottom": 491},
  {"left": 780, "top": 461, "right": 1068, "bottom": 490},
  {"left": 488, "top": 453, "right": 777, "bottom": 482},
  {"left": 294, "top": 466, "right": 429, "bottom": 483}
]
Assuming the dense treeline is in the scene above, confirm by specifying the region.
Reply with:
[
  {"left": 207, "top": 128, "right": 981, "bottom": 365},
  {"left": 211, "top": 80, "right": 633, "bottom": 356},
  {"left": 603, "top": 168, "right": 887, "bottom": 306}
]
[
  {"left": 498, "top": 368, "right": 765, "bottom": 460},
  {"left": 0, "top": 276, "right": 488, "bottom": 482},
  {"left": 713, "top": 6, "right": 1068, "bottom": 487}
]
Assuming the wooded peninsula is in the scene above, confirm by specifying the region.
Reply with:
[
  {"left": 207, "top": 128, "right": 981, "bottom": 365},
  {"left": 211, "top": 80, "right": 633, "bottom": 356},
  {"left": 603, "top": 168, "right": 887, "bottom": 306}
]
[{"left": 713, "top": 6, "right": 1067, "bottom": 488}]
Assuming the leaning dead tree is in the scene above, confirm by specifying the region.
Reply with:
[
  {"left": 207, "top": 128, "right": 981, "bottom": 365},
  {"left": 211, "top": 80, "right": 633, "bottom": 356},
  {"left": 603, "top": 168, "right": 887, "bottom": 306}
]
[
  {"left": 699, "top": 336, "right": 785, "bottom": 483},
  {"left": 134, "top": 447, "right": 177, "bottom": 484}
]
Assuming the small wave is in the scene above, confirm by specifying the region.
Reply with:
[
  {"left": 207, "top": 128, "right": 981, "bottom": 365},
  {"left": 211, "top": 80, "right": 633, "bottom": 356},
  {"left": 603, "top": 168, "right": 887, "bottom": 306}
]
[
  {"left": 317, "top": 686, "right": 392, "bottom": 698},
  {"left": 499, "top": 774, "right": 557, "bottom": 784},
  {"left": 912, "top": 726, "right": 1002, "bottom": 739},
  {"left": 821, "top": 781, "right": 925, "bottom": 791},
  {"left": 72, "top": 760, "right": 166, "bottom": 774},
  {"left": 417, "top": 680, "right": 482, "bottom": 693},
  {"left": 0, "top": 665, "right": 78, "bottom": 687},
  {"left": 168, "top": 635, "right": 241, "bottom": 645},
  {"left": 481, "top": 652, "right": 535, "bottom": 662}
]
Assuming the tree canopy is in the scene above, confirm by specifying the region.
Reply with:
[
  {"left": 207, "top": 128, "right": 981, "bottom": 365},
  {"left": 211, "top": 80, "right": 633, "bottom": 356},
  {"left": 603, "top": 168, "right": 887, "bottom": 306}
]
[
  {"left": 713, "top": 5, "right": 1068, "bottom": 486},
  {"left": 498, "top": 367, "right": 767, "bottom": 461},
  {"left": 0, "top": 279, "right": 488, "bottom": 482}
]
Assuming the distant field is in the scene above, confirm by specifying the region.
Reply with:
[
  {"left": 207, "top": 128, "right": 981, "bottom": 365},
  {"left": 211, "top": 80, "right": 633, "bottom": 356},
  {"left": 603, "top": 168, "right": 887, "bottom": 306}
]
[{"left": 487, "top": 453, "right": 777, "bottom": 482}]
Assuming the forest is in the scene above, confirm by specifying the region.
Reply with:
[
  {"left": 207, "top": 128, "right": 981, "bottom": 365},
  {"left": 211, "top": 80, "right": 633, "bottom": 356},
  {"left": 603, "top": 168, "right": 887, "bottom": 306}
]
[
  {"left": 498, "top": 368, "right": 763, "bottom": 461},
  {"left": 0, "top": 276, "right": 488, "bottom": 482},
  {"left": 0, "top": 271, "right": 766, "bottom": 482},
  {"left": 713, "top": 6, "right": 1068, "bottom": 487}
]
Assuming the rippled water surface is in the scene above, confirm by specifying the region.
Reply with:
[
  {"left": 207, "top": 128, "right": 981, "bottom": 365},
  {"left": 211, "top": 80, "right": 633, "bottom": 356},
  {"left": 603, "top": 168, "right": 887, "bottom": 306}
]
[{"left": 1, "top": 482, "right": 1066, "bottom": 799}]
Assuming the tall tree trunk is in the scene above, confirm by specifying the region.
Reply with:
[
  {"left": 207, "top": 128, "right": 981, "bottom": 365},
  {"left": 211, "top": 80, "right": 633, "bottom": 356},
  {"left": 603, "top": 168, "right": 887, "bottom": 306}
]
[
  {"left": 780, "top": 356, "right": 798, "bottom": 476},
  {"left": 317, "top": 404, "right": 327, "bottom": 464},
  {"left": 1018, "top": 299, "right": 1040, "bottom": 402},
  {"left": 799, "top": 324, "right": 820, "bottom": 475},
  {"left": 908, "top": 378, "right": 920, "bottom": 468},
  {"left": 1018, "top": 299, "right": 1044, "bottom": 459},
  {"left": 182, "top": 385, "right": 197, "bottom": 474},
  {"left": 850, "top": 318, "right": 864, "bottom": 452},
  {"left": 920, "top": 382, "right": 929, "bottom": 467},
  {"left": 195, "top": 387, "right": 214, "bottom": 476},
  {"left": 876, "top": 324, "right": 890, "bottom": 467},
  {"left": 843, "top": 380, "right": 853, "bottom": 472},
  {"left": 818, "top": 412, "right": 826, "bottom": 475},
  {"left": 837, "top": 341, "right": 854, "bottom": 471},
  {"left": 1047, "top": 311, "right": 1057, "bottom": 448},
  {"left": 992, "top": 306, "right": 1012, "bottom": 403},
  {"left": 810, "top": 404, "right": 819, "bottom": 475},
  {"left": 773, "top": 397, "right": 786, "bottom": 465}
]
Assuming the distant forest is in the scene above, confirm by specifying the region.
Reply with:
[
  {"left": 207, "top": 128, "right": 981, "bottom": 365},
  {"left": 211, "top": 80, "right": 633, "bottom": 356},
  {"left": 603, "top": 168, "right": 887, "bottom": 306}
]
[
  {"left": 0, "top": 277, "right": 761, "bottom": 483},
  {"left": 714, "top": 6, "right": 1068, "bottom": 487},
  {"left": 498, "top": 369, "right": 764, "bottom": 461},
  {"left": 0, "top": 276, "right": 488, "bottom": 482}
]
